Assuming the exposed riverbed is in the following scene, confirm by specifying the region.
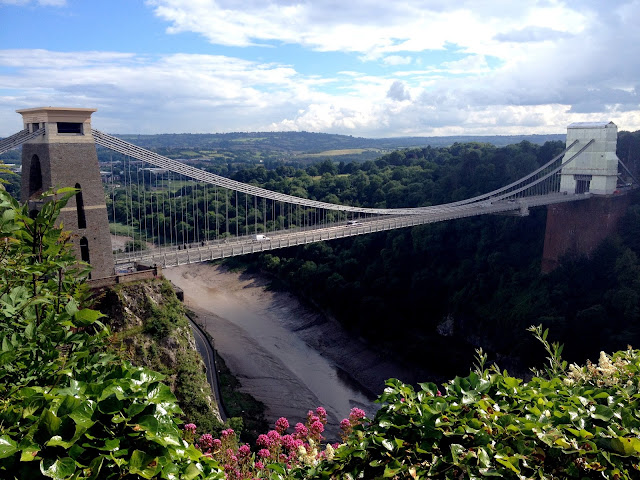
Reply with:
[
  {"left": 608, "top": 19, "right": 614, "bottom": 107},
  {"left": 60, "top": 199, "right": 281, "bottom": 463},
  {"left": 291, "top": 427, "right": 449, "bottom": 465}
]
[{"left": 164, "top": 263, "right": 427, "bottom": 438}]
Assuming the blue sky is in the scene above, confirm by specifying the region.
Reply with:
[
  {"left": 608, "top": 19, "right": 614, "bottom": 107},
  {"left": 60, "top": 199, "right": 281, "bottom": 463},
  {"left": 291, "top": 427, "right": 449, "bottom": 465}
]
[{"left": 1, "top": 0, "right": 639, "bottom": 137}]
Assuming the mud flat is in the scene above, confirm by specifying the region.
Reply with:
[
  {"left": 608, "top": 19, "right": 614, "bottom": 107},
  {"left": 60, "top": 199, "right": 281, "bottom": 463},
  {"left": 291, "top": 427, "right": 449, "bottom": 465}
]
[{"left": 164, "top": 263, "right": 426, "bottom": 436}]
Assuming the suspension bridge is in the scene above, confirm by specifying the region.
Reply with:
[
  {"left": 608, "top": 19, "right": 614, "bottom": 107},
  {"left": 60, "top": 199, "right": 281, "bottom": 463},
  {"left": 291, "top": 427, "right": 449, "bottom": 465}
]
[{"left": 0, "top": 108, "right": 629, "bottom": 278}]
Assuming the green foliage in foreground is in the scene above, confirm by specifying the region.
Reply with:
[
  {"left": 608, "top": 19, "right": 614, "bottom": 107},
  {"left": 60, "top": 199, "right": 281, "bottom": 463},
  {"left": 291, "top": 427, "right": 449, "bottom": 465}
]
[
  {"left": 0, "top": 188, "right": 224, "bottom": 479},
  {"left": 4, "top": 187, "right": 640, "bottom": 479},
  {"left": 305, "top": 333, "right": 640, "bottom": 479}
]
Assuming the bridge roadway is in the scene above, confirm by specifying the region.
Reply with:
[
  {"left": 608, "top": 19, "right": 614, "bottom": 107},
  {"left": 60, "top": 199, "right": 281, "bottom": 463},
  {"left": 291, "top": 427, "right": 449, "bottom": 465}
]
[{"left": 115, "top": 192, "right": 588, "bottom": 269}]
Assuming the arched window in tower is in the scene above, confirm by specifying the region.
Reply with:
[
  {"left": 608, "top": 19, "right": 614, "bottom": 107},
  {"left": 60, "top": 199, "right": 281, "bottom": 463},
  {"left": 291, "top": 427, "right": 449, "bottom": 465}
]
[
  {"left": 80, "top": 237, "right": 90, "bottom": 263},
  {"left": 29, "top": 154, "right": 43, "bottom": 197},
  {"left": 75, "top": 183, "right": 87, "bottom": 229}
]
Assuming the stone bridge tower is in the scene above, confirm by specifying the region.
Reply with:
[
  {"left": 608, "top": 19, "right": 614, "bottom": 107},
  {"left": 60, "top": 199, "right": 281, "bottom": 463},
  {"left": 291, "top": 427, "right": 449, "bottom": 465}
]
[
  {"left": 559, "top": 122, "right": 620, "bottom": 195},
  {"left": 542, "top": 121, "right": 626, "bottom": 273},
  {"left": 17, "top": 107, "right": 114, "bottom": 279}
]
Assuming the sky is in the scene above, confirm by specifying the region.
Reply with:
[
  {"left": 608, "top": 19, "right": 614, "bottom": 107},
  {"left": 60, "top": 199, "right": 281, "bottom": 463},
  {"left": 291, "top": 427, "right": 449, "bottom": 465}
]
[{"left": 0, "top": 0, "right": 639, "bottom": 138}]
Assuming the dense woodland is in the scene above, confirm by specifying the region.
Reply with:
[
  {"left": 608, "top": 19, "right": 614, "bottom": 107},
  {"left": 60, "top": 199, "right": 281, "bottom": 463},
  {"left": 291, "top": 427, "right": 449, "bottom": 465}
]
[
  {"left": 2, "top": 130, "right": 640, "bottom": 379},
  {"left": 230, "top": 132, "right": 640, "bottom": 379},
  {"left": 96, "top": 130, "right": 640, "bottom": 379}
]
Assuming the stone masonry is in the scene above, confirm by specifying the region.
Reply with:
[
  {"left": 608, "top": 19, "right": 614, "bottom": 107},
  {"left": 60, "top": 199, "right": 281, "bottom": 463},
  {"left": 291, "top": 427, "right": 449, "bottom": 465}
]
[{"left": 18, "top": 107, "right": 114, "bottom": 279}]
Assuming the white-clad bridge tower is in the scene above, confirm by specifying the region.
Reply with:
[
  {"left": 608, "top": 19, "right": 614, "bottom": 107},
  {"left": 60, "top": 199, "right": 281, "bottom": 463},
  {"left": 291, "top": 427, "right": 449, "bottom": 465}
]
[{"left": 559, "top": 122, "right": 620, "bottom": 195}]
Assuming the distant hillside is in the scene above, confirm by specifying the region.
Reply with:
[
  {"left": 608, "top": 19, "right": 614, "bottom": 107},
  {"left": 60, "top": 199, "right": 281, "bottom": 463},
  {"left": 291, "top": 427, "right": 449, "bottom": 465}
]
[
  {"left": 110, "top": 131, "right": 565, "bottom": 165},
  {"left": 116, "top": 131, "right": 565, "bottom": 150},
  {"left": 2, "top": 130, "right": 565, "bottom": 167}
]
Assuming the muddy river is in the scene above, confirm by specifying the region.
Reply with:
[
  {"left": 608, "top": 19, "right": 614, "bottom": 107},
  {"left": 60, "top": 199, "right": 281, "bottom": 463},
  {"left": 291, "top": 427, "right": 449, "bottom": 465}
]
[{"left": 163, "top": 263, "right": 425, "bottom": 438}]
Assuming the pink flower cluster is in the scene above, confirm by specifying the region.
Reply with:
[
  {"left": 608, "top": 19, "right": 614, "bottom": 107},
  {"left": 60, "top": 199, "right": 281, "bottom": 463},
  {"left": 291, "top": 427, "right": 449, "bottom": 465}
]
[
  {"left": 193, "top": 428, "right": 256, "bottom": 480},
  {"left": 183, "top": 406, "right": 367, "bottom": 479},
  {"left": 275, "top": 416, "right": 289, "bottom": 433},
  {"left": 255, "top": 408, "right": 328, "bottom": 467},
  {"left": 339, "top": 407, "right": 367, "bottom": 442},
  {"left": 182, "top": 423, "right": 198, "bottom": 443}
]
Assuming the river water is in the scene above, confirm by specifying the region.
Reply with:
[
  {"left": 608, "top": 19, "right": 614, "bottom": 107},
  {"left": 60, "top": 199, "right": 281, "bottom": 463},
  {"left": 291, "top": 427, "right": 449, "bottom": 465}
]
[{"left": 164, "top": 263, "right": 425, "bottom": 439}]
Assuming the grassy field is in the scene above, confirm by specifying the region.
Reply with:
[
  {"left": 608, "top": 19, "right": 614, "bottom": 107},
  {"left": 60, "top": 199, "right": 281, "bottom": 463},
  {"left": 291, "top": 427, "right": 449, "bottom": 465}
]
[
  {"left": 302, "top": 148, "right": 379, "bottom": 157},
  {"left": 309, "top": 173, "right": 350, "bottom": 180}
]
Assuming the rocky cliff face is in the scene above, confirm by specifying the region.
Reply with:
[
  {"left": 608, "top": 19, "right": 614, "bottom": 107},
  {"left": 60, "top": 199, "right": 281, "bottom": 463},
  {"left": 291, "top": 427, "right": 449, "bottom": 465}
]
[{"left": 94, "top": 278, "right": 223, "bottom": 432}]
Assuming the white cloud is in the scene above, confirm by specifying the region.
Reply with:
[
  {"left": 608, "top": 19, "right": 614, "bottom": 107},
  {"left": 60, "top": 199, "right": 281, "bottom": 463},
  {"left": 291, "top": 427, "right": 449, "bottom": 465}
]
[
  {"left": 1, "top": 1, "right": 640, "bottom": 137},
  {"left": 494, "top": 26, "right": 573, "bottom": 43},
  {"left": 382, "top": 55, "right": 412, "bottom": 66},
  {"left": 145, "top": 0, "right": 586, "bottom": 60},
  {"left": 440, "top": 55, "right": 491, "bottom": 75},
  {"left": 0, "top": 49, "right": 308, "bottom": 134},
  {"left": 0, "top": 50, "right": 136, "bottom": 69}
]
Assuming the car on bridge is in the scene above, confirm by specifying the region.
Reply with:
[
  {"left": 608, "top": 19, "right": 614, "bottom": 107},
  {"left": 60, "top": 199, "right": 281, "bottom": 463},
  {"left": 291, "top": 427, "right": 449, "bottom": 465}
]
[{"left": 347, "top": 220, "right": 361, "bottom": 226}]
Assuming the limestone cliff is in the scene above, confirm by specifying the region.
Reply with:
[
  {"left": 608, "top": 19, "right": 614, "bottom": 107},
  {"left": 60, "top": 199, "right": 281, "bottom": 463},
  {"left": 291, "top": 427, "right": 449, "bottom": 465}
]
[{"left": 94, "top": 278, "right": 223, "bottom": 433}]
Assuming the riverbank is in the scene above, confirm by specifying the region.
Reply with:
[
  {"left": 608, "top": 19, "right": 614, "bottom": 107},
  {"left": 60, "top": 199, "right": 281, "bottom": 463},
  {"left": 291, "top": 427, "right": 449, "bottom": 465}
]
[{"left": 164, "top": 263, "right": 428, "bottom": 439}]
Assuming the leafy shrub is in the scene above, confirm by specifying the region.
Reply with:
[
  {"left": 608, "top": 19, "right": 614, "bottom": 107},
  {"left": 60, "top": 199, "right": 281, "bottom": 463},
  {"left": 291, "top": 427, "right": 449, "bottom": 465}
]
[
  {"left": 0, "top": 189, "right": 224, "bottom": 479},
  {"left": 306, "top": 330, "right": 640, "bottom": 479},
  {"left": 143, "top": 312, "right": 172, "bottom": 339}
]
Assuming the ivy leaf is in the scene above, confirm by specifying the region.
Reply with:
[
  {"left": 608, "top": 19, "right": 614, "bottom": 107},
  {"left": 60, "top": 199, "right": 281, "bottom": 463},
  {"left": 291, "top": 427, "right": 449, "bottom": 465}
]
[
  {"left": 147, "top": 383, "right": 177, "bottom": 404},
  {"left": 591, "top": 405, "right": 613, "bottom": 422},
  {"left": 477, "top": 447, "right": 491, "bottom": 468},
  {"left": 383, "top": 459, "right": 403, "bottom": 477},
  {"left": 46, "top": 435, "right": 79, "bottom": 450},
  {"left": 611, "top": 437, "right": 640, "bottom": 456},
  {"left": 494, "top": 454, "right": 521, "bottom": 474},
  {"left": 184, "top": 444, "right": 204, "bottom": 461},
  {"left": 20, "top": 446, "right": 40, "bottom": 462},
  {"left": 0, "top": 435, "right": 18, "bottom": 459},
  {"left": 39, "top": 456, "right": 76, "bottom": 479},
  {"left": 42, "top": 409, "right": 62, "bottom": 436},
  {"left": 378, "top": 419, "right": 394, "bottom": 429},
  {"left": 97, "top": 394, "right": 124, "bottom": 414},
  {"left": 129, "top": 450, "right": 160, "bottom": 479},
  {"left": 68, "top": 401, "right": 96, "bottom": 429},
  {"left": 126, "top": 402, "right": 148, "bottom": 419},
  {"left": 451, "top": 444, "right": 465, "bottom": 464}
]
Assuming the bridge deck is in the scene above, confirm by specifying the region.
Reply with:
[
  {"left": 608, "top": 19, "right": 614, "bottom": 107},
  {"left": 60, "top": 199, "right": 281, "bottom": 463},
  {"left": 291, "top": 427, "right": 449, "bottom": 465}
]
[{"left": 115, "top": 193, "right": 589, "bottom": 268}]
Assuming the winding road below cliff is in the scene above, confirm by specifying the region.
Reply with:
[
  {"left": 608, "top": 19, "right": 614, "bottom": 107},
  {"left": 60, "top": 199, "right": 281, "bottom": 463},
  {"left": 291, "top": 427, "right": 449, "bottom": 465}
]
[{"left": 188, "top": 315, "right": 227, "bottom": 422}]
